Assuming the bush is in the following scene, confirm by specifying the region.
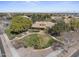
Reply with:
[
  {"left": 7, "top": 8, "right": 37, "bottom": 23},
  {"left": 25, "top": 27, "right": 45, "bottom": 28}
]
[
  {"left": 70, "top": 19, "right": 79, "bottom": 31},
  {"left": 49, "top": 20, "right": 70, "bottom": 36},
  {"left": 5, "top": 29, "right": 16, "bottom": 40},
  {"left": 5, "top": 28, "right": 23, "bottom": 40}
]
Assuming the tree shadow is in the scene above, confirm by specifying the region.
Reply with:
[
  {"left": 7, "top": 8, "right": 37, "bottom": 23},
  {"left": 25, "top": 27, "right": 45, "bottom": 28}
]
[{"left": 51, "top": 42, "right": 64, "bottom": 51}]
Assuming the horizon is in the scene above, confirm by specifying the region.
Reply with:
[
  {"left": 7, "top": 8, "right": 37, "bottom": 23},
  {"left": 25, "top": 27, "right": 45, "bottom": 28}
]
[{"left": 0, "top": 1, "right": 79, "bottom": 12}]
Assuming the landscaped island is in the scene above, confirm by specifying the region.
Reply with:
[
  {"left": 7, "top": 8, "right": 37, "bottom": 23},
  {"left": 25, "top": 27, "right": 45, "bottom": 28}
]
[{"left": 14, "top": 33, "right": 55, "bottom": 49}]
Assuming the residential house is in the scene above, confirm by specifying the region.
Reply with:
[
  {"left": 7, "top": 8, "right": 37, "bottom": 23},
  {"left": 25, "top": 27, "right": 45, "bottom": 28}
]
[{"left": 32, "top": 21, "right": 56, "bottom": 30}]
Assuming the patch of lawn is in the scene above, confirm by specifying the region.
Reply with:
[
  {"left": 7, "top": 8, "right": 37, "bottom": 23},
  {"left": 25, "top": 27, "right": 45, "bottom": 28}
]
[
  {"left": 5, "top": 28, "right": 23, "bottom": 40},
  {"left": 5, "top": 29, "right": 16, "bottom": 40}
]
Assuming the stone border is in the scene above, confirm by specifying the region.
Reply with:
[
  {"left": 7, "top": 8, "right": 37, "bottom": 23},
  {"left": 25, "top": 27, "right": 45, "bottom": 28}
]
[{"left": 32, "top": 46, "right": 52, "bottom": 52}]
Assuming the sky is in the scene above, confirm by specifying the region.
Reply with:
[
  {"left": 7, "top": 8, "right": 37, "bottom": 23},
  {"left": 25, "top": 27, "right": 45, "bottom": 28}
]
[{"left": 0, "top": 1, "right": 79, "bottom": 12}]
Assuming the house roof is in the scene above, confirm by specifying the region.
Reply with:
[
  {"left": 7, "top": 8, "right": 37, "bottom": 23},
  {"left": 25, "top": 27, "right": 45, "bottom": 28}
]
[{"left": 32, "top": 21, "right": 56, "bottom": 29}]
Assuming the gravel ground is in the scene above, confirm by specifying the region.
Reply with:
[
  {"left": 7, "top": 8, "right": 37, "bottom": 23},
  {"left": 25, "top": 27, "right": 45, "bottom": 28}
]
[
  {"left": 16, "top": 47, "right": 53, "bottom": 57},
  {"left": 58, "top": 31, "right": 79, "bottom": 57}
]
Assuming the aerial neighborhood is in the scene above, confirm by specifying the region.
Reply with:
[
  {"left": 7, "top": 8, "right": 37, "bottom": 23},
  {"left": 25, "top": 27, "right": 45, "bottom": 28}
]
[
  {"left": 0, "top": 1, "right": 79, "bottom": 58},
  {"left": 0, "top": 13, "right": 79, "bottom": 57}
]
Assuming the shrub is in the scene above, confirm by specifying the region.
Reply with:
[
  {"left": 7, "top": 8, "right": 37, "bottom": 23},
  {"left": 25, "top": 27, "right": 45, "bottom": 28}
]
[{"left": 5, "top": 29, "right": 16, "bottom": 40}]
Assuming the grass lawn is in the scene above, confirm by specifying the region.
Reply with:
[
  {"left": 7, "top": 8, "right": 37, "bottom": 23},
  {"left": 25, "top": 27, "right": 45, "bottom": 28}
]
[{"left": 20, "top": 33, "right": 56, "bottom": 49}]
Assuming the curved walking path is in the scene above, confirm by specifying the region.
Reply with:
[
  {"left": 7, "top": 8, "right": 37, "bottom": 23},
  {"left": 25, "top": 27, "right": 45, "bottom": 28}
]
[
  {"left": 13, "top": 31, "right": 65, "bottom": 45},
  {"left": 48, "top": 34, "right": 65, "bottom": 45},
  {"left": 13, "top": 32, "right": 32, "bottom": 40}
]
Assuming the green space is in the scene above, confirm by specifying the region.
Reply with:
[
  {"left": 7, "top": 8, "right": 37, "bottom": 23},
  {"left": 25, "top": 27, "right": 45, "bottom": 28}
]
[{"left": 20, "top": 34, "right": 55, "bottom": 49}]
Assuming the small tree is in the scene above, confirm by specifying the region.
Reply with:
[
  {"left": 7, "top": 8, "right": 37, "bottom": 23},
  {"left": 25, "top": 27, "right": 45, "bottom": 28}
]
[
  {"left": 70, "top": 19, "right": 79, "bottom": 31},
  {"left": 50, "top": 20, "right": 70, "bottom": 36},
  {"left": 31, "top": 14, "right": 51, "bottom": 22}
]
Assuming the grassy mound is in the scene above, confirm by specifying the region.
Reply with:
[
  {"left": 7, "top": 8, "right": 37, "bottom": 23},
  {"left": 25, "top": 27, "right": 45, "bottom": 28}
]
[{"left": 22, "top": 34, "right": 55, "bottom": 49}]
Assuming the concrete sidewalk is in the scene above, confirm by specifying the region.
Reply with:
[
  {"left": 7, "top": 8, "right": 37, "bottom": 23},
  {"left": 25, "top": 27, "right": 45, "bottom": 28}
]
[
  {"left": 2, "top": 33, "right": 19, "bottom": 57},
  {"left": 0, "top": 35, "right": 12, "bottom": 57}
]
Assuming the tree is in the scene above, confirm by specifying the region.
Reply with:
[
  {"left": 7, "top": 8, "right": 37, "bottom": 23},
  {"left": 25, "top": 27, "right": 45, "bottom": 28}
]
[
  {"left": 31, "top": 14, "right": 51, "bottom": 22},
  {"left": 9, "top": 16, "right": 32, "bottom": 34},
  {"left": 70, "top": 19, "right": 79, "bottom": 31},
  {"left": 50, "top": 20, "right": 70, "bottom": 36}
]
